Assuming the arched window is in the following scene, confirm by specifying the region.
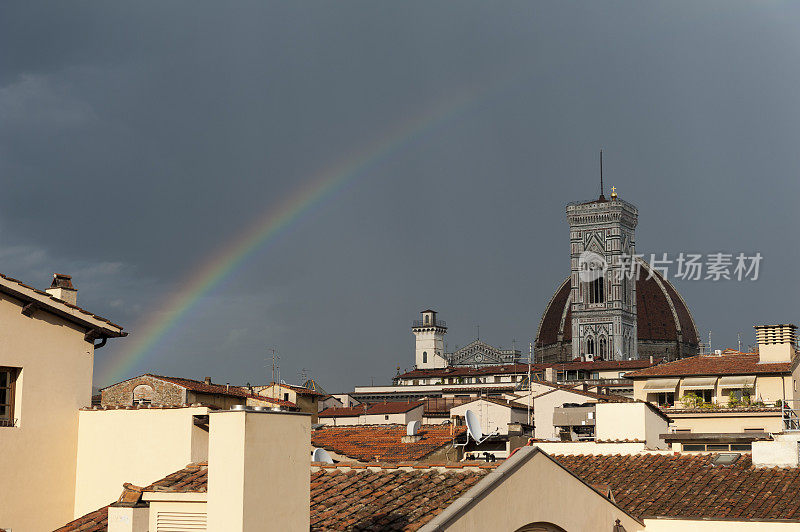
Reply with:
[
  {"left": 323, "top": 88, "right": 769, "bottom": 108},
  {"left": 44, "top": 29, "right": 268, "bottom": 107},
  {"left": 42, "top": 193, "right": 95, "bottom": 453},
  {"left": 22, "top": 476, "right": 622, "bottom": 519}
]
[
  {"left": 586, "top": 337, "right": 595, "bottom": 355},
  {"left": 422, "top": 351, "right": 428, "bottom": 364},
  {"left": 132, "top": 384, "right": 154, "bottom": 406},
  {"left": 599, "top": 337, "right": 607, "bottom": 358},
  {"left": 587, "top": 277, "right": 605, "bottom": 304},
  {"left": 424, "top": 314, "right": 429, "bottom": 324}
]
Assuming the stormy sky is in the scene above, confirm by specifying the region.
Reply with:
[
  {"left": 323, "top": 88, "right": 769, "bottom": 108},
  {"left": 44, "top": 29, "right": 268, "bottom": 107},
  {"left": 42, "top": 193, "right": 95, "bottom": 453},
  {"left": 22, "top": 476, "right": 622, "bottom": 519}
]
[{"left": 1, "top": 2, "right": 799, "bottom": 392}]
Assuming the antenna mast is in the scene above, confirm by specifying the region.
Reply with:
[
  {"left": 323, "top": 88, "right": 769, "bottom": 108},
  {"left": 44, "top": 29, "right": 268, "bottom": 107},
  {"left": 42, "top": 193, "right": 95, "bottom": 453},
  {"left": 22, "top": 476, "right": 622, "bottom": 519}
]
[
  {"left": 599, "top": 149, "right": 605, "bottom": 199},
  {"left": 528, "top": 341, "right": 532, "bottom": 426}
]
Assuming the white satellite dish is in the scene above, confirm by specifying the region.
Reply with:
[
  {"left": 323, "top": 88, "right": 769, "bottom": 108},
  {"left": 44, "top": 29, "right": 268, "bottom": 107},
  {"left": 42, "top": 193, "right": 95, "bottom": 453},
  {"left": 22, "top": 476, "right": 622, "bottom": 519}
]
[
  {"left": 311, "top": 447, "right": 334, "bottom": 464},
  {"left": 407, "top": 420, "right": 421, "bottom": 436},
  {"left": 465, "top": 410, "right": 483, "bottom": 441}
]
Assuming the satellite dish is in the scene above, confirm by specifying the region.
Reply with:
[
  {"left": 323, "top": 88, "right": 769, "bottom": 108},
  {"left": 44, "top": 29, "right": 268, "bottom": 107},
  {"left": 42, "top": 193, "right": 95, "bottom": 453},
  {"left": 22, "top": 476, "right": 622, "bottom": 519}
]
[
  {"left": 465, "top": 410, "right": 483, "bottom": 441},
  {"left": 407, "top": 420, "right": 421, "bottom": 436},
  {"left": 311, "top": 448, "right": 334, "bottom": 464}
]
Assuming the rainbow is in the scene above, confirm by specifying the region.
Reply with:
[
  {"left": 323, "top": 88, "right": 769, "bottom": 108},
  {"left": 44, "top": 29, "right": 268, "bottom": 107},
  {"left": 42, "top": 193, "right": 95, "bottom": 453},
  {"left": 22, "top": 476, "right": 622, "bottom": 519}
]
[{"left": 99, "top": 78, "right": 513, "bottom": 385}]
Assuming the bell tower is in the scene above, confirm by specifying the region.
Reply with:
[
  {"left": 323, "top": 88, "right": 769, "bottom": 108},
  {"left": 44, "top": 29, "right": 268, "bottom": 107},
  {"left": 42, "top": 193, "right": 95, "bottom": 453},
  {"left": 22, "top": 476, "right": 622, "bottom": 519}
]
[
  {"left": 412, "top": 309, "right": 448, "bottom": 369},
  {"left": 566, "top": 155, "right": 639, "bottom": 360}
]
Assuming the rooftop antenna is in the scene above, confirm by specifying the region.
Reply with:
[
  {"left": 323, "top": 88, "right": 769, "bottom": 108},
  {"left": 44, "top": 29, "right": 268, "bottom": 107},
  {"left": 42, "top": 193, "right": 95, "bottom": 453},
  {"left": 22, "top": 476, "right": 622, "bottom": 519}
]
[
  {"left": 599, "top": 149, "right": 605, "bottom": 199},
  {"left": 708, "top": 331, "right": 713, "bottom": 353},
  {"left": 462, "top": 409, "right": 499, "bottom": 445},
  {"left": 476, "top": 324, "right": 480, "bottom": 341},
  {"left": 528, "top": 341, "right": 532, "bottom": 425}
]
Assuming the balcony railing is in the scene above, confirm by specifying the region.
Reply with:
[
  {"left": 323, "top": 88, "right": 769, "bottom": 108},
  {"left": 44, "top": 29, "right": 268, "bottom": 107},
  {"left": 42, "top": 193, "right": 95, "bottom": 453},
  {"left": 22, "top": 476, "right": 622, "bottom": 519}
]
[{"left": 412, "top": 319, "right": 446, "bottom": 328}]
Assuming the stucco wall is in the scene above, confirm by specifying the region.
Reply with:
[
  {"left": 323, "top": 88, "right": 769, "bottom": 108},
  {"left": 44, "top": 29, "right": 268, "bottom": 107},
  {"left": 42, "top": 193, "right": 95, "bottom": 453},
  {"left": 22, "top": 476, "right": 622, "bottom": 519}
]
[
  {"left": 595, "top": 402, "right": 668, "bottom": 449},
  {"left": 668, "top": 412, "right": 783, "bottom": 433},
  {"left": 73, "top": 406, "right": 210, "bottom": 518},
  {"left": 450, "top": 400, "right": 527, "bottom": 436},
  {"left": 533, "top": 389, "right": 597, "bottom": 440},
  {"left": 642, "top": 518, "right": 800, "bottom": 531},
  {"left": 634, "top": 374, "right": 791, "bottom": 406},
  {"left": 434, "top": 450, "right": 643, "bottom": 531},
  {"left": 207, "top": 410, "right": 310, "bottom": 531},
  {"left": 0, "top": 294, "right": 95, "bottom": 532}
]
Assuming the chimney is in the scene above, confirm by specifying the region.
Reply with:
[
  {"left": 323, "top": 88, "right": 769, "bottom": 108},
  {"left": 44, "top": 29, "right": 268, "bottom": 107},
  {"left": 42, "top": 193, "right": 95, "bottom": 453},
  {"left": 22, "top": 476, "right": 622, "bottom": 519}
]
[
  {"left": 544, "top": 367, "right": 555, "bottom": 382},
  {"left": 46, "top": 273, "right": 77, "bottom": 305},
  {"left": 207, "top": 409, "right": 310, "bottom": 531},
  {"left": 754, "top": 324, "right": 797, "bottom": 363},
  {"left": 205, "top": 377, "right": 212, "bottom": 385}
]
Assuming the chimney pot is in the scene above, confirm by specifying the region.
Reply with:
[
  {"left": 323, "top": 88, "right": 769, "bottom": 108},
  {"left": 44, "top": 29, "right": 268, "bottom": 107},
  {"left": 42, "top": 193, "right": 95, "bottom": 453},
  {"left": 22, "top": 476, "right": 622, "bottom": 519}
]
[{"left": 46, "top": 273, "right": 77, "bottom": 305}]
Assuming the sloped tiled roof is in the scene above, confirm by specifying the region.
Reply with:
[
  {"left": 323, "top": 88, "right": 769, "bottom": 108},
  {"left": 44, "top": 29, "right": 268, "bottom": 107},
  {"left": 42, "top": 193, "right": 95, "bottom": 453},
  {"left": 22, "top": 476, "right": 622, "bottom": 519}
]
[
  {"left": 532, "top": 381, "right": 633, "bottom": 403},
  {"left": 266, "top": 382, "right": 326, "bottom": 397},
  {"left": 626, "top": 354, "right": 791, "bottom": 378},
  {"left": 309, "top": 466, "right": 488, "bottom": 531},
  {"left": 319, "top": 401, "right": 423, "bottom": 418},
  {"left": 54, "top": 483, "right": 144, "bottom": 531},
  {"left": 312, "top": 424, "right": 464, "bottom": 462},
  {"left": 146, "top": 461, "right": 208, "bottom": 493},
  {"left": 111, "top": 374, "right": 297, "bottom": 408},
  {"left": 554, "top": 453, "right": 800, "bottom": 521},
  {"left": 396, "top": 359, "right": 658, "bottom": 380},
  {"left": 59, "top": 462, "right": 492, "bottom": 532},
  {"left": 0, "top": 272, "right": 125, "bottom": 335}
]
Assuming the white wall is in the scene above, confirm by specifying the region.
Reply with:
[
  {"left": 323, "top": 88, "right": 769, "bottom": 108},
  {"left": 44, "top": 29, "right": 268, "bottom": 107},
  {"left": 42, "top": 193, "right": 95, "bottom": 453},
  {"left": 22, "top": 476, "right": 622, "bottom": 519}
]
[
  {"left": 643, "top": 518, "right": 800, "bottom": 531},
  {"left": 595, "top": 402, "right": 669, "bottom": 449},
  {"left": 533, "top": 389, "right": 597, "bottom": 440},
  {"left": 74, "top": 407, "right": 210, "bottom": 518},
  {"left": 450, "top": 400, "right": 527, "bottom": 436}
]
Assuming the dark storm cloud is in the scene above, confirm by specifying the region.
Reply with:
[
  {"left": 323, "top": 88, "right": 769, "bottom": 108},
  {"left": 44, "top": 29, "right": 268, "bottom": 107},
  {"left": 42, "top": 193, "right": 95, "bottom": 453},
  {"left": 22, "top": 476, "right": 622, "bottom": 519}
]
[{"left": 1, "top": 1, "right": 798, "bottom": 390}]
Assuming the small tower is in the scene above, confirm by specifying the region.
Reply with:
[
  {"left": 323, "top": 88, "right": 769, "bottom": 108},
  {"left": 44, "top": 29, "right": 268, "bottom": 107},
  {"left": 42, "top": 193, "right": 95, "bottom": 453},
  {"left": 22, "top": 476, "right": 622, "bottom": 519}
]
[{"left": 412, "top": 310, "right": 448, "bottom": 369}]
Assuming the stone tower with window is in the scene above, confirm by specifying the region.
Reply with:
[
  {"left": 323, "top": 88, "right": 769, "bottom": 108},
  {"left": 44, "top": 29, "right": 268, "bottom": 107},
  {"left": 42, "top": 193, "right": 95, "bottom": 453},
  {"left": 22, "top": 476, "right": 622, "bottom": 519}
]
[
  {"left": 412, "top": 309, "right": 448, "bottom": 369},
  {"left": 566, "top": 189, "right": 638, "bottom": 360}
]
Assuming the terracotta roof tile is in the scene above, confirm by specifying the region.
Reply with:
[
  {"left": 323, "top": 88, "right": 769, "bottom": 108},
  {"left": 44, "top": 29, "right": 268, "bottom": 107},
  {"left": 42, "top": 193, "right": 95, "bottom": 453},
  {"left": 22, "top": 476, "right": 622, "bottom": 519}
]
[
  {"left": 312, "top": 424, "right": 464, "bottom": 462},
  {"left": 397, "top": 359, "right": 658, "bottom": 380},
  {"left": 0, "top": 272, "right": 125, "bottom": 334},
  {"left": 319, "top": 401, "right": 423, "bottom": 418},
  {"left": 138, "top": 374, "right": 297, "bottom": 407},
  {"left": 60, "top": 462, "right": 490, "bottom": 532},
  {"left": 553, "top": 453, "right": 800, "bottom": 521},
  {"left": 58, "top": 452, "right": 800, "bottom": 530},
  {"left": 626, "top": 354, "right": 791, "bottom": 378}
]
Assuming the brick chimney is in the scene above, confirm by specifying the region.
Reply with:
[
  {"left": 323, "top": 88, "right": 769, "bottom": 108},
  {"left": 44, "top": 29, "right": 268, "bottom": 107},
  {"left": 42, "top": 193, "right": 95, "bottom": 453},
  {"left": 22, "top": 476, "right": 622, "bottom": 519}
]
[
  {"left": 46, "top": 273, "right": 77, "bottom": 305},
  {"left": 207, "top": 409, "right": 310, "bottom": 531},
  {"left": 754, "top": 324, "right": 797, "bottom": 363}
]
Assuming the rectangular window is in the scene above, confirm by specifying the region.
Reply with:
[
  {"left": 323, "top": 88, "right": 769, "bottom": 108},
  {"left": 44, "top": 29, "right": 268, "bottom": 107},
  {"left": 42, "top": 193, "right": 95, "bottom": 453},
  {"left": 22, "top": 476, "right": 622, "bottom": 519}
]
[
  {"left": 656, "top": 392, "right": 675, "bottom": 407},
  {"left": 683, "top": 444, "right": 705, "bottom": 451},
  {"left": 283, "top": 393, "right": 289, "bottom": 402},
  {"left": 0, "top": 367, "right": 18, "bottom": 427}
]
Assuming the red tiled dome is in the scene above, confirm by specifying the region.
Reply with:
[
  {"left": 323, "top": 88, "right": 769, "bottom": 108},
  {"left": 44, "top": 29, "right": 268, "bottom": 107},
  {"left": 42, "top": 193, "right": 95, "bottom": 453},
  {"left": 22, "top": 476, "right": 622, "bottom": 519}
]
[{"left": 535, "top": 261, "right": 699, "bottom": 358}]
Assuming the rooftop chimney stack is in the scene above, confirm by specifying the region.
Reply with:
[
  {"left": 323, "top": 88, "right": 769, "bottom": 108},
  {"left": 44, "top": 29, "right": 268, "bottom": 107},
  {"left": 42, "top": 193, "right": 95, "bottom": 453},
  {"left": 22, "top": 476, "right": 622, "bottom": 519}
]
[
  {"left": 46, "top": 273, "right": 77, "bottom": 305},
  {"left": 207, "top": 409, "right": 310, "bottom": 531},
  {"left": 754, "top": 324, "right": 797, "bottom": 363}
]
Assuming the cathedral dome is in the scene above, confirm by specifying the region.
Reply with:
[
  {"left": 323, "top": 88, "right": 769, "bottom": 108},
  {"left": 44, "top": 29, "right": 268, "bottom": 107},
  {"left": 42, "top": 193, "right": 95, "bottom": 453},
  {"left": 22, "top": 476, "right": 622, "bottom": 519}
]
[{"left": 535, "top": 260, "right": 699, "bottom": 362}]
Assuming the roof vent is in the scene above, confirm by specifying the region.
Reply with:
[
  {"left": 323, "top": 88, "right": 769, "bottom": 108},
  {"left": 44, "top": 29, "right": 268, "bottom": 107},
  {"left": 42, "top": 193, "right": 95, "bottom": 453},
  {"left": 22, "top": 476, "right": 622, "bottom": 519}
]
[
  {"left": 46, "top": 273, "right": 77, "bottom": 305},
  {"left": 231, "top": 404, "right": 249, "bottom": 411},
  {"left": 711, "top": 453, "right": 740, "bottom": 466}
]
